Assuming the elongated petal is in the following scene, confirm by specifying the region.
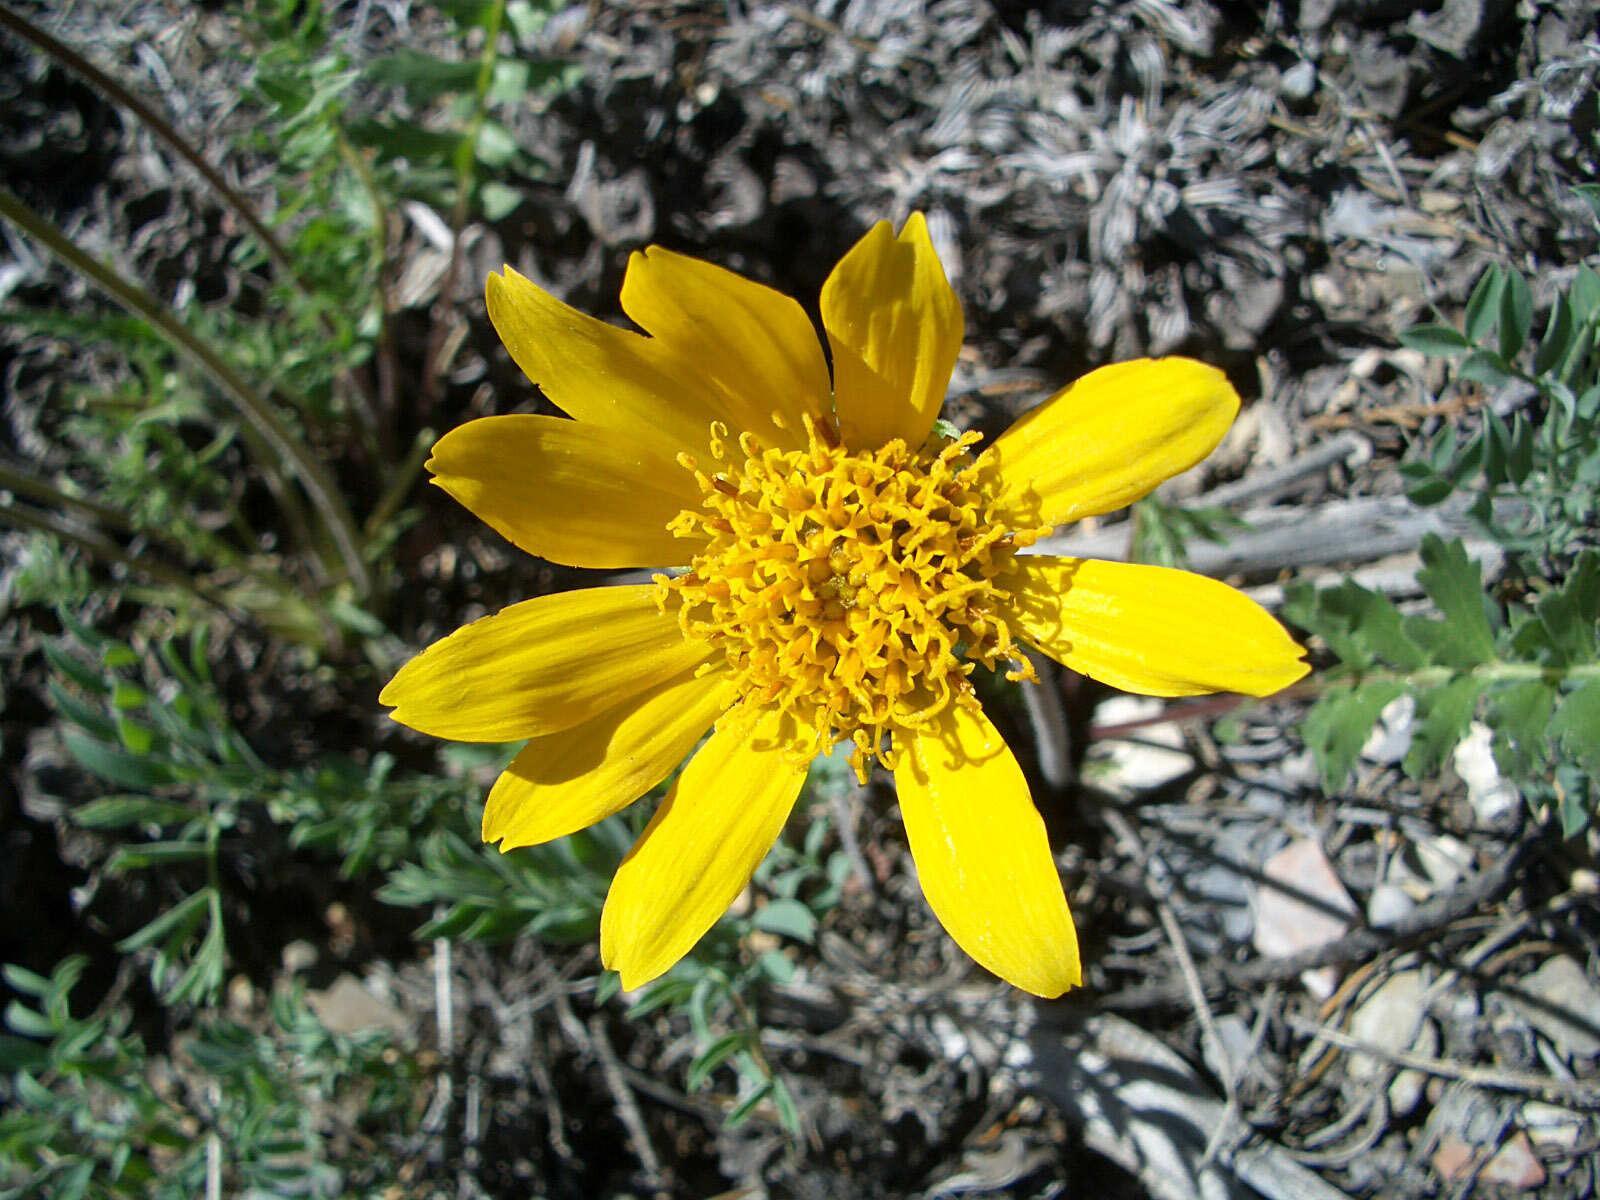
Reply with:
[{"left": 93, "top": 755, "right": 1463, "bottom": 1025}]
[
  {"left": 822, "top": 213, "right": 963, "bottom": 452},
  {"left": 977, "top": 358, "right": 1240, "bottom": 528},
  {"left": 380, "top": 586, "right": 711, "bottom": 741},
  {"left": 601, "top": 707, "right": 810, "bottom": 990},
  {"left": 896, "top": 701, "right": 1081, "bottom": 998},
  {"left": 620, "top": 246, "right": 832, "bottom": 448},
  {"left": 483, "top": 666, "right": 732, "bottom": 850},
  {"left": 428, "top": 415, "right": 701, "bottom": 570},
  {"left": 999, "top": 556, "right": 1310, "bottom": 697},
  {"left": 486, "top": 267, "right": 719, "bottom": 454}
]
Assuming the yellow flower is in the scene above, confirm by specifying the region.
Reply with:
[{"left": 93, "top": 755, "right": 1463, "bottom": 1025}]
[{"left": 381, "top": 214, "right": 1309, "bottom": 998}]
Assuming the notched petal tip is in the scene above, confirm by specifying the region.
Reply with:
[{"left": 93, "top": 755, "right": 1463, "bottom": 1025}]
[{"left": 822, "top": 211, "right": 964, "bottom": 452}]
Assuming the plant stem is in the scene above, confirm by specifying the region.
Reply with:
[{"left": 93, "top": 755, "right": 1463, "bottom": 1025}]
[
  {"left": 0, "top": 4, "right": 297, "bottom": 278},
  {"left": 0, "top": 497, "right": 243, "bottom": 617},
  {"left": 2, "top": 5, "right": 390, "bottom": 485},
  {"left": 0, "top": 186, "right": 372, "bottom": 598}
]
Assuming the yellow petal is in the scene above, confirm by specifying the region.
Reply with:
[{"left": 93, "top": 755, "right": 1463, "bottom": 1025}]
[
  {"left": 896, "top": 701, "right": 1081, "bottom": 998},
  {"left": 998, "top": 556, "right": 1310, "bottom": 697},
  {"left": 380, "top": 586, "right": 711, "bottom": 741},
  {"left": 977, "top": 358, "right": 1240, "bottom": 528},
  {"left": 600, "top": 707, "right": 809, "bottom": 990},
  {"left": 427, "top": 415, "right": 700, "bottom": 569},
  {"left": 485, "top": 267, "right": 718, "bottom": 453},
  {"left": 821, "top": 213, "right": 963, "bottom": 451},
  {"left": 620, "top": 246, "right": 833, "bottom": 448},
  {"left": 483, "top": 666, "right": 732, "bottom": 850}
]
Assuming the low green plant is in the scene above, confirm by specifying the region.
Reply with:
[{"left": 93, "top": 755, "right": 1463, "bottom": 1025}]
[
  {"left": 1398, "top": 262, "right": 1600, "bottom": 565},
  {"left": 0, "top": 957, "right": 422, "bottom": 1200},
  {"left": 380, "top": 772, "right": 855, "bottom": 1133},
  {"left": 45, "top": 612, "right": 468, "bottom": 1003},
  {"left": 1288, "top": 252, "right": 1600, "bottom": 834}
]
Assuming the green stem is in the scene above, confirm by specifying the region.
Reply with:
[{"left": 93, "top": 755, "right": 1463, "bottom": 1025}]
[
  {"left": 0, "top": 461, "right": 141, "bottom": 535},
  {"left": 0, "top": 186, "right": 372, "bottom": 598},
  {"left": 0, "top": 497, "right": 243, "bottom": 616},
  {"left": 0, "top": 4, "right": 297, "bottom": 278},
  {"left": 364, "top": 426, "right": 435, "bottom": 542},
  {"left": 1340, "top": 659, "right": 1600, "bottom": 690},
  {"left": 3, "top": 5, "right": 390, "bottom": 495}
]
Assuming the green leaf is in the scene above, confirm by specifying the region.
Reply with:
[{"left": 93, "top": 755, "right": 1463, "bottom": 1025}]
[
  {"left": 725, "top": 1078, "right": 774, "bottom": 1126},
  {"left": 60, "top": 728, "right": 175, "bottom": 790},
  {"left": 73, "top": 796, "right": 197, "bottom": 829},
  {"left": 1403, "top": 676, "right": 1488, "bottom": 778},
  {"left": 164, "top": 897, "right": 226, "bottom": 1005},
  {"left": 1503, "top": 412, "right": 1535, "bottom": 485},
  {"left": 1488, "top": 679, "right": 1558, "bottom": 777},
  {"left": 1400, "top": 461, "right": 1454, "bottom": 507},
  {"left": 0, "top": 964, "right": 54, "bottom": 998},
  {"left": 750, "top": 899, "right": 818, "bottom": 945},
  {"left": 434, "top": 0, "right": 498, "bottom": 28},
  {"left": 100, "top": 643, "right": 138, "bottom": 669},
  {"left": 1458, "top": 350, "right": 1515, "bottom": 389},
  {"left": 4, "top": 1001, "right": 56, "bottom": 1039},
  {"left": 474, "top": 120, "right": 519, "bottom": 167},
  {"left": 0, "top": 1035, "right": 49, "bottom": 1072},
  {"left": 593, "top": 972, "right": 622, "bottom": 1007},
  {"left": 478, "top": 180, "right": 523, "bottom": 220},
  {"left": 756, "top": 948, "right": 797, "bottom": 985},
  {"left": 1574, "top": 183, "right": 1600, "bottom": 223},
  {"left": 1536, "top": 552, "right": 1599, "bottom": 665},
  {"left": 115, "top": 888, "right": 211, "bottom": 952},
  {"left": 363, "top": 50, "right": 479, "bottom": 101},
  {"left": 687, "top": 1030, "right": 751, "bottom": 1091},
  {"left": 43, "top": 644, "right": 108, "bottom": 695},
  {"left": 117, "top": 718, "right": 155, "bottom": 755},
  {"left": 1498, "top": 269, "right": 1533, "bottom": 361},
  {"left": 1534, "top": 292, "right": 1575, "bottom": 376},
  {"left": 1398, "top": 324, "right": 1471, "bottom": 357},
  {"left": 1414, "top": 536, "right": 1498, "bottom": 665},
  {"left": 110, "top": 682, "right": 147, "bottom": 710},
  {"left": 345, "top": 119, "right": 465, "bottom": 167},
  {"left": 1464, "top": 267, "right": 1505, "bottom": 345},
  {"left": 1302, "top": 680, "right": 1407, "bottom": 793},
  {"left": 1570, "top": 267, "right": 1600, "bottom": 327},
  {"left": 770, "top": 1074, "right": 801, "bottom": 1134},
  {"left": 1550, "top": 681, "right": 1600, "bottom": 778},
  {"left": 46, "top": 680, "right": 116, "bottom": 740},
  {"left": 105, "top": 840, "right": 210, "bottom": 873}
]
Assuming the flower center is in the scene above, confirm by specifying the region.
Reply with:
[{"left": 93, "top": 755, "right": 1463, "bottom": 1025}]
[{"left": 657, "top": 416, "right": 1043, "bottom": 779}]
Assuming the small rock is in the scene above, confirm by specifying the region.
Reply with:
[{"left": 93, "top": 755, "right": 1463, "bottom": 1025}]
[
  {"left": 1432, "top": 1129, "right": 1547, "bottom": 1190},
  {"left": 1367, "top": 881, "right": 1416, "bottom": 927},
  {"left": 1520, "top": 1100, "right": 1586, "bottom": 1152},
  {"left": 1252, "top": 838, "right": 1356, "bottom": 998},
  {"left": 1507, "top": 957, "right": 1600, "bottom": 1060},
  {"left": 1346, "top": 970, "right": 1436, "bottom": 1116},
  {"left": 306, "top": 975, "right": 413, "bottom": 1038},
  {"left": 1089, "top": 696, "right": 1191, "bottom": 790},
  {"left": 1481, "top": 1132, "right": 1547, "bottom": 1190},
  {"left": 1453, "top": 723, "right": 1520, "bottom": 827},
  {"left": 281, "top": 940, "right": 318, "bottom": 974},
  {"left": 1360, "top": 695, "right": 1414, "bottom": 764},
  {"left": 1279, "top": 60, "right": 1316, "bottom": 100}
]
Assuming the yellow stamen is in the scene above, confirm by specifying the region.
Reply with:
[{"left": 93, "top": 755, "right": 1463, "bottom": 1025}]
[{"left": 658, "top": 416, "right": 1044, "bottom": 780}]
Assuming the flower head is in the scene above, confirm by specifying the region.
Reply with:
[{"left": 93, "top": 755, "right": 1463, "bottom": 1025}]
[{"left": 382, "top": 215, "right": 1309, "bottom": 997}]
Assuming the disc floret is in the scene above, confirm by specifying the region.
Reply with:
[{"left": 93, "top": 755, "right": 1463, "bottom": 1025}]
[{"left": 657, "top": 416, "right": 1045, "bottom": 779}]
